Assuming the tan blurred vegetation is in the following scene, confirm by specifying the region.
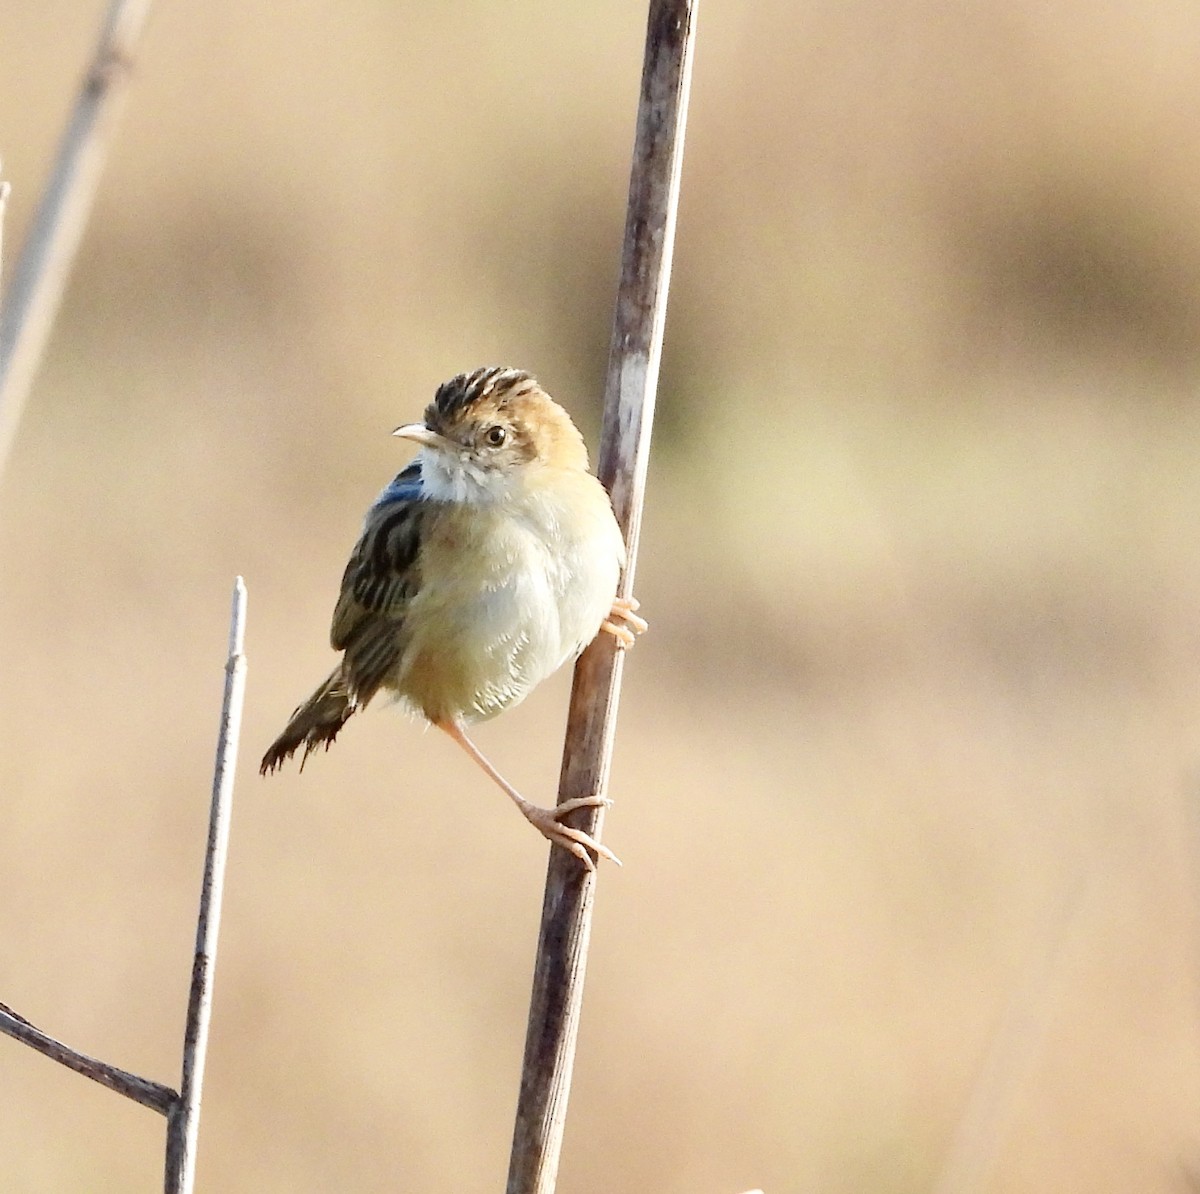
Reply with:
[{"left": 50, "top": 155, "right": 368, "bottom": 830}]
[{"left": 3, "top": 2, "right": 1200, "bottom": 1191}]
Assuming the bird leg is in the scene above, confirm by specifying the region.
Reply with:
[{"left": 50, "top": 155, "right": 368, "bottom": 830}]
[
  {"left": 600, "top": 595, "right": 648, "bottom": 649},
  {"left": 435, "top": 719, "right": 620, "bottom": 870}
]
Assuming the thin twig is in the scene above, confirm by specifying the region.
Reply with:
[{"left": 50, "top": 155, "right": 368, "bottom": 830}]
[
  {"left": 164, "top": 577, "right": 248, "bottom": 1194},
  {"left": 0, "top": 0, "right": 154, "bottom": 481},
  {"left": 0, "top": 1000, "right": 177, "bottom": 1115},
  {"left": 0, "top": 583, "right": 246, "bottom": 1172},
  {"left": 505, "top": 4, "right": 697, "bottom": 1192}
]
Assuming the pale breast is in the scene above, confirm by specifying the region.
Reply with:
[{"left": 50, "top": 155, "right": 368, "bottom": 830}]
[{"left": 394, "top": 477, "right": 622, "bottom": 724}]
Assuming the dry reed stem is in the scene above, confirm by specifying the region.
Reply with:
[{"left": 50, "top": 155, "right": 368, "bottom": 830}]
[
  {"left": 0, "top": 0, "right": 154, "bottom": 480},
  {"left": 0, "top": 578, "right": 247, "bottom": 1191},
  {"left": 505, "top": 3, "right": 697, "bottom": 1192},
  {"left": 164, "top": 577, "right": 248, "bottom": 1194},
  {"left": 0, "top": 1000, "right": 176, "bottom": 1115}
]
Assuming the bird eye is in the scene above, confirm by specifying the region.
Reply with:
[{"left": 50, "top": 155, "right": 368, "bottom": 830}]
[{"left": 484, "top": 425, "right": 507, "bottom": 447}]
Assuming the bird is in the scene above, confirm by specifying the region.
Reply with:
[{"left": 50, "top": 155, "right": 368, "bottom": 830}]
[{"left": 260, "top": 366, "right": 646, "bottom": 868}]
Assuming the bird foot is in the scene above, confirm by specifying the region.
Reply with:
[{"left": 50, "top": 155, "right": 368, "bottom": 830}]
[
  {"left": 519, "top": 795, "right": 621, "bottom": 870},
  {"left": 601, "top": 595, "right": 648, "bottom": 649}
]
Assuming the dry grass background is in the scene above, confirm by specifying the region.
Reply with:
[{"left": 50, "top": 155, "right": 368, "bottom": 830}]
[{"left": 2, "top": 2, "right": 1200, "bottom": 1191}]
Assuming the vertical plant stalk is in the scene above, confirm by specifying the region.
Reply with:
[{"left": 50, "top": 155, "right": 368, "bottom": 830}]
[
  {"left": 0, "top": 579, "right": 246, "bottom": 1181},
  {"left": 0, "top": 0, "right": 154, "bottom": 480},
  {"left": 164, "top": 577, "right": 248, "bottom": 1194},
  {"left": 505, "top": 3, "right": 697, "bottom": 1193}
]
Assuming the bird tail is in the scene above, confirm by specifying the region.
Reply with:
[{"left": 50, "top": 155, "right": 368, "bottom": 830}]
[{"left": 260, "top": 668, "right": 358, "bottom": 775}]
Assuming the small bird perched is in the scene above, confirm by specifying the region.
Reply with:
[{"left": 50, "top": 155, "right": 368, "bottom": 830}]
[{"left": 261, "top": 366, "right": 646, "bottom": 868}]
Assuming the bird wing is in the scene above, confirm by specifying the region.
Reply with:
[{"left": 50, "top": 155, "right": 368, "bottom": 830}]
[{"left": 330, "top": 462, "right": 436, "bottom": 703}]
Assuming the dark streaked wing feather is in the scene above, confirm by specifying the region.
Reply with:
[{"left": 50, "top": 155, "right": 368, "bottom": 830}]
[{"left": 329, "top": 462, "right": 438, "bottom": 704}]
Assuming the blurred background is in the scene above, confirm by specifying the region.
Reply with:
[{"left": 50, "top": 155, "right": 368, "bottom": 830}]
[{"left": 2, "top": 2, "right": 1200, "bottom": 1191}]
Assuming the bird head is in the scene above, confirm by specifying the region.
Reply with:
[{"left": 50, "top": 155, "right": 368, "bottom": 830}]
[{"left": 394, "top": 367, "right": 590, "bottom": 502}]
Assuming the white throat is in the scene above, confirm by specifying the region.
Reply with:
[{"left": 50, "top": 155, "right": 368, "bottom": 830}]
[{"left": 420, "top": 449, "right": 513, "bottom": 504}]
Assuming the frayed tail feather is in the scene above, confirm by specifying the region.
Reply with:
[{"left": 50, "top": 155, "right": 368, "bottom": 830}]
[{"left": 260, "top": 669, "right": 359, "bottom": 775}]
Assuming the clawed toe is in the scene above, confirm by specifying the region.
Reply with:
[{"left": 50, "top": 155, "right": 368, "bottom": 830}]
[
  {"left": 601, "top": 619, "right": 636, "bottom": 647},
  {"left": 601, "top": 595, "right": 648, "bottom": 650},
  {"left": 521, "top": 798, "right": 621, "bottom": 868},
  {"left": 434, "top": 718, "right": 622, "bottom": 871},
  {"left": 555, "top": 794, "right": 612, "bottom": 816},
  {"left": 612, "top": 595, "right": 648, "bottom": 627}
]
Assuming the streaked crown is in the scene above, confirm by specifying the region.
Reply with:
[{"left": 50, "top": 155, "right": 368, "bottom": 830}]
[
  {"left": 429, "top": 366, "right": 537, "bottom": 422},
  {"left": 423, "top": 366, "right": 589, "bottom": 472}
]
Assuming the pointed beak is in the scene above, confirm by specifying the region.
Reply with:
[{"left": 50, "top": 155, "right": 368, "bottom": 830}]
[{"left": 392, "top": 423, "right": 453, "bottom": 452}]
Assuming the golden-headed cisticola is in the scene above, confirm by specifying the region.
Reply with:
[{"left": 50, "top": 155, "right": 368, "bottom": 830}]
[{"left": 261, "top": 366, "right": 646, "bottom": 868}]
